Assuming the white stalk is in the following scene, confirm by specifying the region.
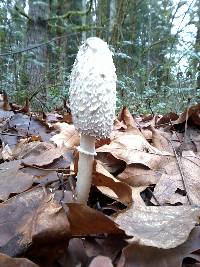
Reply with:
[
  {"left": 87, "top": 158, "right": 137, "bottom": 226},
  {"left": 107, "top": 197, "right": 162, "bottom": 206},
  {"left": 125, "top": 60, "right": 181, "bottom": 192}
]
[{"left": 75, "top": 135, "right": 96, "bottom": 204}]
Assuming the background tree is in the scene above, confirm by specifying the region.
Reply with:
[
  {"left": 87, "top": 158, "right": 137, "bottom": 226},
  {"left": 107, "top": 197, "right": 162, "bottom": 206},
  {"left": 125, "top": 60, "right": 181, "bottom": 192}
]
[{"left": 0, "top": 0, "right": 199, "bottom": 113}]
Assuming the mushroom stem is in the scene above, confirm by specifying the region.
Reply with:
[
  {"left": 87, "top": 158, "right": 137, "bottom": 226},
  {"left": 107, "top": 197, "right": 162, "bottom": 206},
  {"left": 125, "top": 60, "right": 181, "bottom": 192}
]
[{"left": 75, "top": 134, "right": 96, "bottom": 204}]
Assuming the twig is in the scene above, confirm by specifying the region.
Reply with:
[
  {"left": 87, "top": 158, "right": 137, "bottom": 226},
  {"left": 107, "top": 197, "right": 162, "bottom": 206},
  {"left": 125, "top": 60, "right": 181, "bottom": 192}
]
[
  {"left": 0, "top": 132, "right": 24, "bottom": 137},
  {"left": 21, "top": 162, "right": 71, "bottom": 173},
  {"left": 168, "top": 138, "right": 192, "bottom": 205},
  {"left": 26, "top": 114, "right": 32, "bottom": 138}
]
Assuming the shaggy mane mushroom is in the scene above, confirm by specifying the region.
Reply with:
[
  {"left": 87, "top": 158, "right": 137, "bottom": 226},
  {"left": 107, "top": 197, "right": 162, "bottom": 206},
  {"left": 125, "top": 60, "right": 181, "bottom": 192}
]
[{"left": 69, "top": 37, "right": 117, "bottom": 204}]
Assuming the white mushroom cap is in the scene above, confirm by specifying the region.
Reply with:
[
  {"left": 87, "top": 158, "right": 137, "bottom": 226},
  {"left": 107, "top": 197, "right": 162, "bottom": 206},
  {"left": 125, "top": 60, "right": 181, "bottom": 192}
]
[{"left": 69, "top": 37, "right": 117, "bottom": 139}]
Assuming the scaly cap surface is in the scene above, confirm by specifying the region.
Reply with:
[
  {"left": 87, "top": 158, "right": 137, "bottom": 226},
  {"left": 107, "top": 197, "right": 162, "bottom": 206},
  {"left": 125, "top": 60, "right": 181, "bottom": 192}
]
[{"left": 69, "top": 37, "right": 117, "bottom": 138}]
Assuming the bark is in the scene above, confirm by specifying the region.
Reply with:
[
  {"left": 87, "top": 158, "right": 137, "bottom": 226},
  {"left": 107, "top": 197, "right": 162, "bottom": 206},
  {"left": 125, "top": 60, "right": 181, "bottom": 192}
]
[
  {"left": 109, "top": 0, "right": 116, "bottom": 38},
  {"left": 110, "top": 0, "right": 128, "bottom": 45},
  {"left": 26, "top": 0, "right": 50, "bottom": 99},
  {"left": 82, "top": 0, "right": 87, "bottom": 41},
  {"left": 194, "top": 0, "right": 200, "bottom": 88}
]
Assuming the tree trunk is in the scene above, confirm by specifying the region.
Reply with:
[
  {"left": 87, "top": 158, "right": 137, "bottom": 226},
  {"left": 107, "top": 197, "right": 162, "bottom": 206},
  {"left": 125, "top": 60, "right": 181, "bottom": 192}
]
[{"left": 26, "top": 0, "right": 49, "bottom": 100}]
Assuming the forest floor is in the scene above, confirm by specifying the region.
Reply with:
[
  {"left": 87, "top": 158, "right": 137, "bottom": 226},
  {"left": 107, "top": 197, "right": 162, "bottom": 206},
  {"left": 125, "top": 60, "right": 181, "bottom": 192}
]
[{"left": 0, "top": 93, "right": 200, "bottom": 267}]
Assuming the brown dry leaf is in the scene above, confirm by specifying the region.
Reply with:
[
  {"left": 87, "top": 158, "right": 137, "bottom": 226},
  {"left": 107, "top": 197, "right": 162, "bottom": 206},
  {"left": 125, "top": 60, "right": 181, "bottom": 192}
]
[
  {"left": 135, "top": 114, "right": 156, "bottom": 128},
  {"left": 152, "top": 173, "right": 185, "bottom": 205},
  {"left": 140, "top": 128, "right": 152, "bottom": 141},
  {"left": 150, "top": 126, "right": 173, "bottom": 153},
  {"left": 23, "top": 154, "right": 72, "bottom": 186},
  {"left": 18, "top": 194, "right": 71, "bottom": 266},
  {"left": 118, "top": 107, "right": 141, "bottom": 133},
  {"left": 0, "top": 253, "right": 39, "bottom": 267},
  {"left": 21, "top": 194, "right": 70, "bottom": 244},
  {"left": 131, "top": 186, "right": 147, "bottom": 206},
  {"left": 89, "top": 256, "right": 113, "bottom": 267},
  {"left": 0, "top": 129, "right": 18, "bottom": 151},
  {"left": 22, "top": 146, "right": 66, "bottom": 167},
  {"left": 159, "top": 151, "right": 200, "bottom": 205},
  {"left": 83, "top": 236, "right": 126, "bottom": 261},
  {"left": 50, "top": 122, "right": 79, "bottom": 149},
  {"left": 0, "top": 160, "right": 33, "bottom": 201},
  {"left": 117, "top": 227, "right": 200, "bottom": 267},
  {"left": 93, "top": 161, "right": 133, "bottom": 205},
  {"left": 67, "top": 203, "right": 125, "bottom": 236},
  {"left": 45, "top": 112, "right": 63, "bottom": 123},
  {"left": 183, "top": 127, "right": 200, "bottom": 153},
  {"left": 156, "top": 112, "right": 179, "bottom": 126},
  {"left": 96, "top": 153, "right": 125, "bottom": 175},
  {"left": 12, "top": 140, "right": 46, "bottom": 160},
  {"left": 0, "top": 109, "right": 14, "bottom": 121},
  {"left": 62, "top": 113, "right": 73, "bottom": 124},
  {"left": 58, "top": 238, "right": 89, "bottom": 267},
  {"left": 96, "top": 132, "right": 169, "bottom": 169},
  {"left": 173, "top": 103, "right": 200, "bottom": 126},
  {"left": 9, "top": 113, "right": 51, "bottom": 141},
  {"left": 0, "top": 187, "right": 45, "bottom": 249},
  {"left": 1, "top": 143, "right": 13, "bottom": 161},
  {"left": 181, "top": 151, "right": 200, "bottom": 205},
  {"left": 114, "top": 205, "right": 200, "bottom": 249},
  {"left": 117, "top": 164, "right": 160, "bottom": 186},
  {"left": 114, "top": 119, "right": 127, "bottom": 131}
]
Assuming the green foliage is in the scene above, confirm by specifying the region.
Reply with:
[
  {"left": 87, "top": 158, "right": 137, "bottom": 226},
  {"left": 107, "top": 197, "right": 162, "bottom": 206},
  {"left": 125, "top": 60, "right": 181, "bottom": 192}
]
[{"left": 0, "top": 0, "right": 199, "bottom": 113}]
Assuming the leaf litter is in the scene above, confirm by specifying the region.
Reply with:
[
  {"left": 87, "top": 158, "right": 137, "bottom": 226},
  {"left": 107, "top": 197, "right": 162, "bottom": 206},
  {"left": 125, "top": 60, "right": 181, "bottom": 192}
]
[{"left": 0, "top": 94, "right": 199, "bottom": 266}]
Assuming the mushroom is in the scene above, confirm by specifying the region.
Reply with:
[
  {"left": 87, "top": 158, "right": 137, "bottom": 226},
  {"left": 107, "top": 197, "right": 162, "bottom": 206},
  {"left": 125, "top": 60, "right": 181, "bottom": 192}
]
[{"left": 69, "top": 37, "right": 117, "bottom": 204}]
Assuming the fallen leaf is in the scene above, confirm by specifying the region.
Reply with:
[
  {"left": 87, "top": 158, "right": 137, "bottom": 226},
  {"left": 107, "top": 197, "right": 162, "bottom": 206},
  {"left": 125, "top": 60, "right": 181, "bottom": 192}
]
[
  {"left": 156, "top": 112, "right": 179, "bottom": 126},
  {"left": 173, "top": 103, "right": 200, "bottom": 126},
  {"left": 22, "top": 146, "right": 66, "bottom": 167},
  {"left": 89, "top": 256, "right": 113, "bottom": 267},
  {"left": 97, "top": 132, "right": 168, "bottom": 169},
  {"left": 9, "top": 113, "right": 51, "bottom": 141},
  {"left": 1, "top": 143, "right": 13, "bottom": 161},
  {"left": 114, "top": 205, "right": 200, "bottom": 249},
  {"left": 0, "top": 253, "right": 39, "bottom": 267},
  {"left": 117, "top": 164, "right": 160, "bottom": 186},
  {"left": 0, "top": 187, "right": 45, "bottom": 249},
  {"left": 50, "top": 122, "right": 79, "bottom": 149},
  {"left": 117, "top": 227, "right": 200, "bottom": 267},
  {"left": 118, "top": 107, "right": 141, "bottom": 133},
  {"left": 58, "top": 238, "right": 89, "bottom": 267},
  {"left": 131, "top": 186, "right": 147, "bottom": 206},
  {"left": 181, "top": 151, "right": 200, "bottom": 205},
  {"left": 93, "top": 161, "right": 133, "bottom": 205},
  {"left": 150, "top": 126, "right": 173, "bottom": 153},
  {"left": 67, "top": 203, "right": 125, "bottom": 236},
  {"left": 19, "top": 194, "right": 71, "bottom": 266},
  {"left": 0, "top": 161, "right": 33, "bottom": 201},
  {"left": 152, "top": 173, "right": 185, "bottom": 205}
]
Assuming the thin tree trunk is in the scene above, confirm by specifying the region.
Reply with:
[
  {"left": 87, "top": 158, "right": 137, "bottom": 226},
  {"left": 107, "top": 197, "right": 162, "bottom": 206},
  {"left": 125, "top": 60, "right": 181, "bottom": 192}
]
[{"left": 26, "top": 0, "right": 49, "bottom": 100}]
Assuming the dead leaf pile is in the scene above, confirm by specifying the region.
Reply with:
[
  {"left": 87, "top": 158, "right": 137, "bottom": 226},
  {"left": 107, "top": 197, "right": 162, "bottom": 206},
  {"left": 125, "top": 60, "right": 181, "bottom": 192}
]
[{"left": 0, "top": 96, "right": 199, "bottom": 267}]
